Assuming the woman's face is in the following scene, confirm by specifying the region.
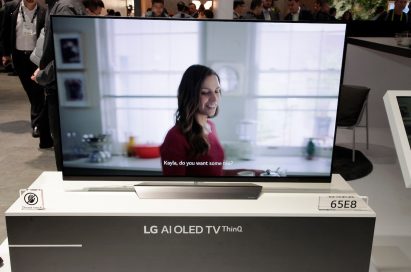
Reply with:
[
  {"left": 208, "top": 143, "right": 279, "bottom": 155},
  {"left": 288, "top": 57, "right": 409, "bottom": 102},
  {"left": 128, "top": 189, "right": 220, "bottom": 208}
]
[
  {"left": 197, "top": 75, "right": 221, "bottom": 118},
  {"left": 152, "top": 3, "right": 164, "bottom": 16}
]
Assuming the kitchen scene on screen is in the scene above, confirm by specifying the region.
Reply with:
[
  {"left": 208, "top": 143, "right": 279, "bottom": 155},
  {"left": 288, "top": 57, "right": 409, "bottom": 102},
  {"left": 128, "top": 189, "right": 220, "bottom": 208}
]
[{"left": 53, "top": 17, "right": 346, "bottom": 177}]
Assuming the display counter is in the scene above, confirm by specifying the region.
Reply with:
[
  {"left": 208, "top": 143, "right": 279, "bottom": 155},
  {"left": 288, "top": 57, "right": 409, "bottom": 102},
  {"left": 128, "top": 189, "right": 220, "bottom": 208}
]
[
  {"left": 347, "top": 37, "right": 411, "bottom": 58},
  {"left": 0, "top": 239, "right": 11, "bottom": 272},
  {"left": 5, "top": 172, "right": 375, "bottom": 272}
]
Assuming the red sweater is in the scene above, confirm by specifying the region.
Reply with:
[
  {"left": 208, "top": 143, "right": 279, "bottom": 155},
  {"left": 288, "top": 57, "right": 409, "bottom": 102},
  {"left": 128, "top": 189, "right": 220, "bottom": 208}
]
[{"left": 160, "top": 121, "right": 225, "bottom": 176}]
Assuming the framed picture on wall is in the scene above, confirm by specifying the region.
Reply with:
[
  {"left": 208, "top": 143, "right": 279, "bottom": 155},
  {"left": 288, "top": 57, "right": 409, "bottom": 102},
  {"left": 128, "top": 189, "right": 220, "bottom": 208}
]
[
  {"left": 54, "top": 33, "right": 84, "bottom": 69},
  {"left": 57, "top": 72, "right": 88, "bottom": 107}
]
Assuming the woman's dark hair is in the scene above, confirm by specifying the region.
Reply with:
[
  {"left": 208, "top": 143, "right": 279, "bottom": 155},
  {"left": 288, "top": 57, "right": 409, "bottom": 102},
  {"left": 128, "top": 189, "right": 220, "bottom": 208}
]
[
  {"left": 82, "top": 0, "right": 99, "bottom": 12},
  {"left": 176, "top": 65, "right": 220, "bottom": 158},
  {"left": 341, "top": 10, "right": 353, "bottom": 21},
  {"left": 152, "top": 0, "right": 164, "bottom": 4},
  {"left": 374, "top": 6, "right": 385, "bottom": 15},
  {"left": 234, "top": 0, "right": 245, "bottom": 9},
  {"left": 204, "top": 9, "right": 214, "bottom": 18},
  {"left": 250, "top": 0, "right": 262, "bottom": 10}
]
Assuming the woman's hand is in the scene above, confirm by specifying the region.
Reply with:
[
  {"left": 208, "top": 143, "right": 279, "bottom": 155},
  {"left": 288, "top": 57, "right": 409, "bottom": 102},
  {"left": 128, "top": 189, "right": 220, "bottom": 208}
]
[
  {"left": 2, "top": 56, "right": 11, "bottom": 66},
  {"left": 31, "top": 68, "right": 40, "bottom": 83}
]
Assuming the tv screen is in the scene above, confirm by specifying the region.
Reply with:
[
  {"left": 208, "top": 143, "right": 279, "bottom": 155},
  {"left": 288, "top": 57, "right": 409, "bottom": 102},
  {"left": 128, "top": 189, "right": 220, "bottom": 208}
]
[
  {"left": 397, "top": 97, "right": 411, "bottom": 148},
  {"left": 51, "top": 16, "right": 346, "bottom": 182},
  {"left": 383, "top": 91, "right": 411, "bottom": 188}
]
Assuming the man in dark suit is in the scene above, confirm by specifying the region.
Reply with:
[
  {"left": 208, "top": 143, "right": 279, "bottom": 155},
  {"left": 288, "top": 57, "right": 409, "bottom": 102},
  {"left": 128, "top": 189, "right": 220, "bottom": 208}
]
[
  {"left": 233, "top": 0, "right": 245, "bottom": 19},
  {"left": 377, "top": 0, "right": 409, "bottom": 32},
  {"left": 243, "top": 0, "right": 264, "bottom": 20},
  {"left": 284, "top": 0, "right": 312, "bottom": 21},
  {"left": 313, "top": 0, "right": 331, "bottom": 21},
  {"left": 1, "top": 0, "right": 52, "bottom": 148},
  {"left": 261, "top": 0, "right": 279, "bottom": 20}
]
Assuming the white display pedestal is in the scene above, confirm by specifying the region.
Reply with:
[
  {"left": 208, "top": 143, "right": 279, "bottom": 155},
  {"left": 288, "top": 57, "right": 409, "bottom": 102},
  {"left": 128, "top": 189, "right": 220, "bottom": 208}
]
[
  {"left": 4, "top": 172, "right": 375, "bottom": 272},
  {"left": 0, "top": 239, "right": 11, "bottom": 272}
]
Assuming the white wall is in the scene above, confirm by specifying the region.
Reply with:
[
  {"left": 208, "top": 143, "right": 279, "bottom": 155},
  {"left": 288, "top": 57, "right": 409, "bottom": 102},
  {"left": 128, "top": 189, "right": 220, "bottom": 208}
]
[
  {"left": 203, "top": 22, "right": 254, "bottom": 143},
  {"left": 53, "top": 18, "right": 103, "bottom": 150},
  {"left": 213, "top": 0, "right": 233, "bottom": 19},
  {"left": 343, "top": 44, "right": 411, "bottom": 133}
]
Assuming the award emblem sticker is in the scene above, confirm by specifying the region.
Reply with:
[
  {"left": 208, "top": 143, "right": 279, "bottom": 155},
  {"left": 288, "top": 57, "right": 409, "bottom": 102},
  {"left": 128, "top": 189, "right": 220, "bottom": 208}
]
[{"left": 20, "top": 189, "right": 44, "bottom": 210}]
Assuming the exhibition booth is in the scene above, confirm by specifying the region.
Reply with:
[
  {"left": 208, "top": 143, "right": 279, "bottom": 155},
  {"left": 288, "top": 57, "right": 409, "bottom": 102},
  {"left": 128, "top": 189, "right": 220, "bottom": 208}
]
[{"left": 1, "top": 11, "right": 411, "bottom": 272}]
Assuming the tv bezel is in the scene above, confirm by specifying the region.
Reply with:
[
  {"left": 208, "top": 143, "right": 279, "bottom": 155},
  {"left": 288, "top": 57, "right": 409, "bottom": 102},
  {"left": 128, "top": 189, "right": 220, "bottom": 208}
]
[
  {"left": 383, "top": 90, "right": 411, "bottom": 188},
  {"left": 51, "top": 16, "right": 348, "bottom": 183}
]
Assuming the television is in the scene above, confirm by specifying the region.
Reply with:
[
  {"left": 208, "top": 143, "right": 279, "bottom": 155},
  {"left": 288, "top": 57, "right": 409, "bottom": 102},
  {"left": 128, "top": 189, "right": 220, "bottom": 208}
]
[
  {"left": 384, "top": 91, "right": 411, "bottom": 188},
  {"left": 51, "top": 16, "right": 347, "bottom": 192}
]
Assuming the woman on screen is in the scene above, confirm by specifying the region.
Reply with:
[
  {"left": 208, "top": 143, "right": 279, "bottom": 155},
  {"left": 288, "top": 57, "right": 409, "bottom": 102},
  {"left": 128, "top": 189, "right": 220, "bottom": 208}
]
[{"left": 160, "top": 65, "right": 225, "bottom": 176}]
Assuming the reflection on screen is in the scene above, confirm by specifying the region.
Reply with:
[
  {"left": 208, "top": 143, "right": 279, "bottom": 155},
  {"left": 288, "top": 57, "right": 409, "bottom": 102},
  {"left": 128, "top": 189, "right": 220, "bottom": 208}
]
[
  {"left": 397, "top": 97, "right": 411, "bottom": 148},
  {"left": 52, "top": 17, "right": 346, "bottom": 179}
]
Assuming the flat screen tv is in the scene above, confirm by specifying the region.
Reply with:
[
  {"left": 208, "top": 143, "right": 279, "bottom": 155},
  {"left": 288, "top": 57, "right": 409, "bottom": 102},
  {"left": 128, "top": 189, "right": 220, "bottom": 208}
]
[{"left": 51, "top": 16, "right": 347, "bottom": 186}]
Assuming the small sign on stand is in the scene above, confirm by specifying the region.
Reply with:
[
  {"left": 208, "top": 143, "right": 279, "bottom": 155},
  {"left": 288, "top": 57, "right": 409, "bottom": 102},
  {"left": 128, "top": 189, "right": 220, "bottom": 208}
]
[
  {"left": 19, "top": 189, "right": 44, "bottom": 210},
  {"left": 318, "top": 195, "right": 369, "bottom": 211}
]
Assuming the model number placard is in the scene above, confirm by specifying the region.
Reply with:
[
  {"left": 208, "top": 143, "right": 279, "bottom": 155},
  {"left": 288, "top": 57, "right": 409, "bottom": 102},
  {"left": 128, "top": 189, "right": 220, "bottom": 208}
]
[{"left": 318, "top": 195, "right": 368, "bottom": 211}]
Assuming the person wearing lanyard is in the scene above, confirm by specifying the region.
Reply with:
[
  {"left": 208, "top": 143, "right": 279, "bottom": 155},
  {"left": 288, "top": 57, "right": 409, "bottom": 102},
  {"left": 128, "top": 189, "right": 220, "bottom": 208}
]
[
  {"left": 388, "top": 0, "right": 408, "bottom": 22},
  {"left": 378, "top": 0, "right": 409, "bottom": 31},
  {"left": 31, "top": 0, "right": 100, "bottom": 170},
  {"left": 1, "top": 0, "right": 51, "bottom": 148}
]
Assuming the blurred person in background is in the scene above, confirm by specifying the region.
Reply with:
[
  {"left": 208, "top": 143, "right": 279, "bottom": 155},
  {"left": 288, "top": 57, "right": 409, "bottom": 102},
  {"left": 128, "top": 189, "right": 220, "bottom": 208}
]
[
  {"left": 31, "top": 0, "right": 101, "bottom": 169},
  {"left": 340, "top": 10, "right": 353, "bottom": 22},
  {"left": 1, "top": 0, "right": 53, "bottom": 148},
  {"left": 378, "top": 0, "right": 408, "bottom": 23},
  {"left": 261, "top": 0, "right": 279, "bottom": 20},
  {"left": 243, "top": 0, "right": 264, "bottom": 20},
  {"left": 371, "top": 5, "right": 385, "bottom": 20},
  {"left": 283, "top": 0, "right": 312, "bottom": 21},
  {"left": 313, "top": 0, "right": 331, "bottom": 20},
  {"left": 106, "top": 8, "right": 114, "bottom": 15},
  {"left": 145, "top": 0, "right": 169, "bottom": 17},
  {"left": 84, "top": 0, "right": 104, "bottom": 15},
  {"left": 233, "top": 0, "right": 245, "bottom": 19},
  {"left": 311, "top": 0, "right": 320, "bottom": 18},
  {"left": 204, "top": 8, "right": 213, "bottom": 18},
  {"left": 188, "top": 2, "right": 197, "bottom": 18},
  {"left": 196, "top": 4, "right": 206, "bottom": 19},
  {"left": 173, "top": 1, "right": 192, "bottom": 18},
  {"left": 329, "top": 6, "right": 336, "bottom": 20},
  {"left": 377, "top": 0, "right": 409, "bottom": 31}
]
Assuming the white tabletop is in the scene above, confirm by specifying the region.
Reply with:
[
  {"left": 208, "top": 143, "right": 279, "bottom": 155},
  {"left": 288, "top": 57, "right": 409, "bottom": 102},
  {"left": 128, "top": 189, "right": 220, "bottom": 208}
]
[
  {"left": 350, "top": 37, "right": 402, "bottom": 47},
  {"left": 5, "top": 172, "right": 375, "bottom": 218},
  {"left": 348, "top": 37, "right": 411, "bottom": 58}
]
